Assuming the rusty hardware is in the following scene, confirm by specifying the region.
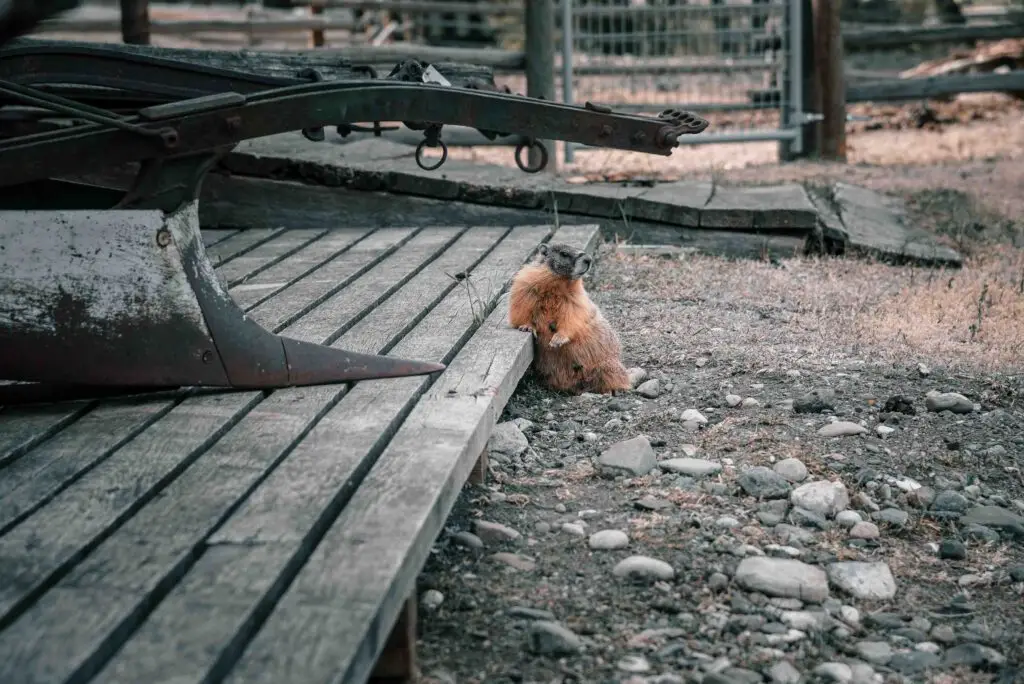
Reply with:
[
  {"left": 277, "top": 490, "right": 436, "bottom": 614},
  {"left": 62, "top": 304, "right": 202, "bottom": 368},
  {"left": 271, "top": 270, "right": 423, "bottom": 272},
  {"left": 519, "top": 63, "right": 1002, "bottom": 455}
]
[
  {"left": 514, "top": 139, "right": 548, "bottom": 174},
  {"left": 155, "top": 228, "right": 171, "bottom": 247}
]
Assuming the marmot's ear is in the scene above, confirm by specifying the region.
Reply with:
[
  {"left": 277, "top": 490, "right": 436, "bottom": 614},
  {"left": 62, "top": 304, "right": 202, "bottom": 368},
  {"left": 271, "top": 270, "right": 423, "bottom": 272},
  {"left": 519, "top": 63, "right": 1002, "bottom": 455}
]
[
  {"left": 572, "top": 253, "right": 593, "bottom": 278},
  {"left": 536, "top": 243, "right": 549, "bottom": 258}
]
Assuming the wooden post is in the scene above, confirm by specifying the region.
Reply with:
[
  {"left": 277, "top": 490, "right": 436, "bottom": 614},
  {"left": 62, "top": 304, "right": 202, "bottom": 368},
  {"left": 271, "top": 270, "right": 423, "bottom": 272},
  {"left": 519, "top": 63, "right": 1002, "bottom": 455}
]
[
  {"left": 525, "top": 0, "right": 556, "bottom": 173},
  {"left": 811, "top": 0, "right": 846, "bottom": 160},
  {"left": 119, "top": 0, "right": 150, "bottom": 45},
  {"left": 310, "top": 2, "right": 326, "bottom": 48},
  {"left": 370, "top": 598, "right": 418, "bottom": 683},
  {"left": 469, "top": 449, "right": 489, "bottom": 486}
]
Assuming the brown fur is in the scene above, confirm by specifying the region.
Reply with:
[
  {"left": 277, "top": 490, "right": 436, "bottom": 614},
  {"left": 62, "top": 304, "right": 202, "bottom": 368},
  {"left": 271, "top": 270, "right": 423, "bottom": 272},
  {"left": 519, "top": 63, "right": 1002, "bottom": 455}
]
[{"left": 508, "top": 244, "right": 631, "bottom": 394}]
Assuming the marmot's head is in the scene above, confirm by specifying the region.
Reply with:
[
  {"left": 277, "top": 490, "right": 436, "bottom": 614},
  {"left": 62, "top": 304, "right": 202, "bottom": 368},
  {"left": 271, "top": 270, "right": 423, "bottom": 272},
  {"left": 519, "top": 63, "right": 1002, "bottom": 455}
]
[{"left": 536, "top": 242, "right": 593, "bottom": 280}]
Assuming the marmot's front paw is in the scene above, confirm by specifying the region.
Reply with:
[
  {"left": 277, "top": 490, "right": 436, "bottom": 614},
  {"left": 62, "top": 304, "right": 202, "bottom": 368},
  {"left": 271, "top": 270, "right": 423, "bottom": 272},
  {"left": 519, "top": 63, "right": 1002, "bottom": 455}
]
[
  {"left": 517, "top": 325, "right": 536, "bottom": 336},
  {"left": 549, "top": 333, "right": 569, "bottom": 348}
]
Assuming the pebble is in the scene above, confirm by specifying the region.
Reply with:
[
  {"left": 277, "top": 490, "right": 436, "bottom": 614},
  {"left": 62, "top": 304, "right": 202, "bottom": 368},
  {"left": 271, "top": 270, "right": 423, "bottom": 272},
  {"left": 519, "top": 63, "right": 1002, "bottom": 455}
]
[
  {"left": 793, "top": 388, "right": 836, "bottom": 414},
  {"left": 451, "top": 531, "right": 484, "bottom": 549},
  {"left": 872, "top": 508, "right": 910, "bottom": 528},
  {"left": 774, "top": 458, "right": 809, "bottom": 483},
  {"left": 836, "top": 510, "right": 863, "bottom": 528},
  {"left": 473, "top": 520, "right": 521, "bottom": 544},
  {"left": 660, "top": 457, "right": 722, "bottom": 477},
  {"left": 813, "top": 662, "right": 853, "bottom": 683},
  {"left": 561, "top": 522, "right": 586, "bottom": 537},
  {"left": 714, "top": 515, "right": 741, "bottom": 530},
  {"left": 925, "top": 390, "right": 975, "bottom": 414},
  {"left": 855, "top": 640, "right": 893, "bottom": 665},
  {"left": 738, "top": 466, "right": 793, "bottom": 499},
  {"left": 961, "top": 505, "right": 1024, "bottom": 537},
  {"left": 636, "top": 379, "right": 661, "bottom": 398},
  {"left": 849, "top": 521, "right": 880, "bottom": 539},
  {"left": 818, "top": 421, "right": 868, "bottom": 437},
  {"left": 597, "top": 436, "right": 657, "bottom": 477},
  {"left": 939, "top": 538, "right": 967, "bottom": 560},
  {"left": 767, "top": 660, "right": 802, "bottom": 684},
  {"left": 875, "top": 425, "right": 896, "bottom": 437},
  {"left": 741, "top": 397, "right": 760, "bottom": 408},
  {"left": 680, "top": 408, "right": 708, "bottom": 424},
  {"left": 634, "top": 495, "right": 673, "bottom": 511},
  {"left": 612, "top": 555, "right": 675, "bottom": 581},
  {"left": 626, "top": 367, "right": 648, "bottom": 389},
  {"left": 889, "top": 651, "right": 940, "bottom": 674},
  {"left": 791, "top": 480, "right": 849, "bottom": 518},
  {"left": 726, "top": 394, "right": 743, "bottom": 407},
  {"left": 487, "top": 421, "right": 530, "bottom": 458},
  {"left": 1010, "top": 565, "right": 1024, "bottom": 582},
  {"left": 942, "top": 642, "right": 1006, "bottom": 669},
  {"left": 616, "top": 655, "right": 651, "bottom": 673},
  {"left": 588, "top": 529, "right": 629, "bottom": 550},
  {"left": 734, "top": 556, "right": 830, "bottom": 602},
  {"left": 527, "top": 621, "right": 583, "bottom": 655},
  {"left": 420, "top": 589, "right": 444, "bottom": 611},
  {"left": 932, "top": 489, "right": 970, "bottom": 513},
  {"left": 826, "top": 561, "right": 897, "bottom": 600},
  {"left": 490, "top": 552, "right": 535, "bottom": 571}
]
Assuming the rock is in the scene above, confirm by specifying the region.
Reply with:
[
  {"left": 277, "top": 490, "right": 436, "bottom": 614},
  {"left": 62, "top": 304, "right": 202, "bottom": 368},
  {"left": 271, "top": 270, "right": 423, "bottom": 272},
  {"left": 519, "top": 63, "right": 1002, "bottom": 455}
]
[
  {"left": 818, "top": 421, "right": 868, "bottom": 438},
  {"left": 813, "top": 662, "right": 853, "bottom": 683},
  {"left": 849, "top": 663, "right": 876, "bottom": 684},
  {"left": 715, "top": 515, "right": 741, "bottom": 530},
  {"left": 767, "top": 660, "right": 802, "bottom": 684},
  {"left": 589, "top": 529, "right": 629, "bottom": 550},
  {"left": 508, "top": 606, "right": 556, "bottom": 621},
  {"left": 734, "top": 557, "right": 830, "bottom": 602},
  {"left": 925, "top": 391, "right": 975, "bottom": 414},
  {"left": 942, "top": 643, "right": 1006, "bottom": 669},
  {"left": 917, "top": 362, "right": 931, "bottom": 376},
  {"left": 616, "top": 655, "right": 651, "bottom": 673},
  {"left": 1009, "top": 565, "right": 1024, "bottom": 582},
  {"left": 613, "top": 555, "right": 675, "bottom": 581},
  {"left": 793, "top": 388, "right": 836, "bottom": 414},
  {"left": 627, "top": 367, "right": 648, "bottom": 389},
  {"left": 855, "top": 640, "right": 893, "bottom": 665},
  {"left": 679, "top": 408, "right": 708, "bottom": 424},
  {"left": 876, "top": 425, "right": 896, "bottom": 437},
  {"left": 738, "top": 466, "right": 793, "bottom": 499},
  {"left": 741, "top": 397, "right": 761, "bottom": 408},
  {"left": 452, "top": 531, "right": 484, "bottom": 549},
  {"left": 932, "top": 490, "right": 970, "bottom": 513},
  {"left": 884, "top": 394, "right": 917, "bottom": 415},
  {"left": 726, "top": 394, "right": 743, "bottom": 407},
  {"left": 634, "top": 495, "right": 673, "bottom": 511},
  {"left": 827, "top": 562, "right": 897, "bottom": 600},
  {"left": 789, "top": 507, "right": 829, "bottom": 529},
  {"left": 420, "top": 589, "right": 445, "bottom": 611},
  {"left": 774, "top": 458, "right": 809, "bottom": 483},
  {"left": 960, "top": 505, "right": 1024, "bottom": 538},
  {"left": 597, "top": 436, "right": 657, "bottom": 477},
  {"left": 889, "top": 651, "right": 940, "bottom": 674},
  {"left": 836, "top": 510, "right": 863, "bottom": 528},
  {"left": 791, "top": 480, "right": 849, "bottom": 518},
  {"left": 939, "top": 539, "right": 967, "bottom": 560},
  {"left": 849, "top": 521, "right": 880, "bottom": 539},
  {"left": 907, "top": 486, "right": 937, "bottom": 509},
  {"left": 527, "top": 621, "right": 583, "bottom": 655},
  {"left": 930, "top": 624, "right": 956, "bottom": 644},
  {"left": 636, "top": 379, "right": 662, "bottom": 398},
  {"left": 708, "top": 572, "right": 730, "bottom": 592},
  {"left": 660, "top": 457, "right": 722, "bottom": 477},
  {"left": 872, "top": 508, "right": 910, "bottom": 528},
  {"left": 561, "top": 522, "right": 586, "bottom": 537},
  {"left": 488, "top": 422, "right": 530, "bottom": 458},
  {"left": 490, "top": 552, "right": 536, "bottom": 571},
  {"left": 473, "top": 520, "right": 521, "bottom": 544}
]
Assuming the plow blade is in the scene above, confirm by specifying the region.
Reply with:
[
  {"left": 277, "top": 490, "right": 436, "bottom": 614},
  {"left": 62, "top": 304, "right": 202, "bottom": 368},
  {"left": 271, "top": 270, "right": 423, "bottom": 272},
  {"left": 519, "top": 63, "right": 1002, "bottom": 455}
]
[{"left": 0, "top": 200, "right": 444, "bottom": 403}]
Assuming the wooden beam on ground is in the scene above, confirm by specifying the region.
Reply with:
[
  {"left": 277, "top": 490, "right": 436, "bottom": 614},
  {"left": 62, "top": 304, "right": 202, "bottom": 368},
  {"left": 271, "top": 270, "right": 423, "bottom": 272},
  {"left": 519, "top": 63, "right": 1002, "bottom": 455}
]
[
  {"left": 847, "top": 71, "right": 1024, "bottom": 102},
  {"left": 843, "top": 20, "right": 1024, "bottom": 51},
  {"left": 119, "top": 0, "right": 150, "bottom": 45},
  {"left": 811, "top": 0, "right": 846, "bottom": 161},
  {"left": 525, "top": 0, "right": 556, "bottom": 172},
  {"left": 369, "top": 598, "right": 418, "bottom": 683}
]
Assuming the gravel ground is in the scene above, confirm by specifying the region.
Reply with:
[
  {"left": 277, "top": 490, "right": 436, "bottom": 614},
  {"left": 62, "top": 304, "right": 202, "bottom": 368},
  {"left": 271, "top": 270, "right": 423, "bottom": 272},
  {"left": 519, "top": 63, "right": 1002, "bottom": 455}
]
[{"left": 413, "top": 166, "right": 1024, "bottom": 684}]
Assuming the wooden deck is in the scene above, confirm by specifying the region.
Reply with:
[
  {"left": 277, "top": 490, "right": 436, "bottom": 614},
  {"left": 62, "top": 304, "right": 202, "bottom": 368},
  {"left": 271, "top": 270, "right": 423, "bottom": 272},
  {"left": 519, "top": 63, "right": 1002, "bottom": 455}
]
[{"left": 0, "top": 219, "right": 599, "bottom": 684}]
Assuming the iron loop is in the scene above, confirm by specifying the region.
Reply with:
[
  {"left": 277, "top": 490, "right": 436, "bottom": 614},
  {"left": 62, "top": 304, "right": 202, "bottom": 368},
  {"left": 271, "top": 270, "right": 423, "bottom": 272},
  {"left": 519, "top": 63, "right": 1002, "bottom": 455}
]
[
  {"left": 415, "top": 137, "right": 448, "bottom": 171},
  {"left": 514, "top": 138, "right": 548, "bottom": 174}
]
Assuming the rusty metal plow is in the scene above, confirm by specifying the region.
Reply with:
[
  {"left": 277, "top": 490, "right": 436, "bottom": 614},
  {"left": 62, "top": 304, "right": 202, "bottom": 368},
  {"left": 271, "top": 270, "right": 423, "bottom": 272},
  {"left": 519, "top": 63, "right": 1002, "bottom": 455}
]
[{"left": 0, "top": 13, "right": 709, "bottom": 406}]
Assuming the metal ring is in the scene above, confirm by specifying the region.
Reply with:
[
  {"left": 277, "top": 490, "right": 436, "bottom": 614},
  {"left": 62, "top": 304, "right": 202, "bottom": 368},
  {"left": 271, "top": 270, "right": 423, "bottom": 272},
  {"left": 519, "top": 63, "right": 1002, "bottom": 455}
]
[
  {"left": 415, "top": 138, "right": 447, "bottom": 171},
  {"left": 515, "top": 139, "right": 548, "bottom": 174}
]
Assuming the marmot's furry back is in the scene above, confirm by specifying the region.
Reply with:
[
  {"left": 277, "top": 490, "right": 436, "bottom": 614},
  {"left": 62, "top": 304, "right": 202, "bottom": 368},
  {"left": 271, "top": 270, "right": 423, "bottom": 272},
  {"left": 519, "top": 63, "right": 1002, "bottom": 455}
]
[{"left": 509, "top": 243, "right": 630, "bottom": 394}]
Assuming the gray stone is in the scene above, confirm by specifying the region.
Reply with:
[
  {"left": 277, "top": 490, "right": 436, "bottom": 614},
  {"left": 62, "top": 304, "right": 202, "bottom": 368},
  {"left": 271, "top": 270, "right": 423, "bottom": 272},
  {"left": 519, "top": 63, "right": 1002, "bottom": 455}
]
[
  {"left": 939, "top": 539, "right": 967, "bottom": 560},
  {"left": 726, "top": 393, "right": 743, "bottom": 407},
  {"left": 906, "top": 486, "right": 937, "bottom": 509},
  {"left": 660, "top": 457, "right": 722, "bottom": 477},
  {"left": 942, "top": 643, "right": 1006, "bottom": 669},
  {"left": 827, "top": 561, "right": 897, "bottom": 600},
  {"left": 1009, "top": 565, "right": 1024, "bottom": 582},
  {"left": 774, "top": 458, "right": 809, "bottom": 483},
  {"left": 597, "top": 436, "right": 657, "bottom": 477},
  {"left": 855, "top": 640, "right": 893, "bottom": 665},
  {"left": 925, "top": 391, "right": 975, "bottom": 414},
  {"left": 738, "top": 466, "right": 793, "bottom": 499},
  {"left": 488, "top": 421, "right": 529, "bottom": 457},
  {"left": 789, "top": 507, "right": 829, "bottom": 529},
  {"left": 679, "top": 408, "right": 708, "bottom": 424},
  {"left": 613, "top": 555, "right": 675, "bottom": 581},
  {"left": 473, "top": 520, "right": 521, "bottom": 544},
  {"left": 734, "top": 556, "right": 830, "bottom": 602},
  {"left": 962, "top": 523, "right": 1001, "bottom": 543},
  {"left": 932, "top": 490, "right": 970, "bottom": 513},
  {"left": 527, "top": 621, "right": 583, "bottom": 655},
  {"left": 490, "top": 552, "right": 536, "bottom": 571},
  {"left": 849, "top": 521, "right": 880, "bottom": 539},
  {"left": 508, "top": 606, "right": 556, "bottom": 621},
  {"left": 836, "top": 510, "right": 863, "bottom": 528},
  {"left": 452, "top": 531, "right": 484, "bottom": 549},
  {"left": 889, "top": 651, "right": 941, "bottom": 674},
  {"left": 791, "top": 480, "right": 850, "bottom": 517},
  {"left": 961, "top": 505, "right": 1024, "bottom": 538},
  {"left": 589, "top": 529, "right": 630, "bottom": 550},
  {"left": 818, "top": 421, "right": 868, "bottom": 438},
  {"left": 793, "top": 388, "right": 836, "bottom": 414},
  {"left": 636, "top": 379, "right": 662, "bottom": 398},
  {"left": 627, "top": 367, "right": 648, "bottom": 389},
  {"left": 813, "top": 662, "right": 853, "bottom": 683},
  {"left": 767, "top": 660, "right": 802, "bottom": 684},
  {"left": 872, "top": 508, "right": 910, "bottom": 528}
]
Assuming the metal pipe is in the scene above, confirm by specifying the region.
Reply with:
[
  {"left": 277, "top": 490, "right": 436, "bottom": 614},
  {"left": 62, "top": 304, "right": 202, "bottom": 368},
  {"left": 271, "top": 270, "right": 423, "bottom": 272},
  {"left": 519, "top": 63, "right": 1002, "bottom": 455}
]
[
  {"left": 565, "top": 128, "right": 798, "bottom": 154},
  {"left": 561, "top": 0, "right": 574, "bottom": 165},
  {"left": 787, "top": 0, "right": 804, "bottom": 155}
]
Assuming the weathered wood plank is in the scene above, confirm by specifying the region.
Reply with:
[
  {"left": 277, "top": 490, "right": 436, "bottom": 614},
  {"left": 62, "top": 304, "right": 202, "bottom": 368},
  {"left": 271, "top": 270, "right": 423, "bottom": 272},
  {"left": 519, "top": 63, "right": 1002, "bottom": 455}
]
[
  {"left": 87, "top": 224, "right": 551, "bottom": 684},
  {"left": 215, "top": 228, "right": 327, "bottom": 288},
  {"left": 200, "top": 229, "right": 239, "bottom": 248},
  {"left": 700, "top": 184, "right": 818, "bottom": 231},
  {"left": 0, "top": 402, "right": 92, "bottom": 469},
  {"left": 244, "top": 227, "right": 417, "bottom": 333},
  {"left": 221, "top": 224, "right": 599, "bottom": 684},
  {"left": 1, "top": 228, "right": 509, "bottom": 684},
  {"left": 228, "top": 228, "right": 374, "bottom": 312},
  {"left": 204, "top": 227, "right": 287, "bottom": 266}
]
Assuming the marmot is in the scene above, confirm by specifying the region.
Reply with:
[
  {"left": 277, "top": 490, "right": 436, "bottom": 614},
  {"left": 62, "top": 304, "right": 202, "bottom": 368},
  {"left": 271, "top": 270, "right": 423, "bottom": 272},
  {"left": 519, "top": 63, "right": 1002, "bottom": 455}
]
[{"left": 509, "top": 242, "right": 631, "bottom": 394}]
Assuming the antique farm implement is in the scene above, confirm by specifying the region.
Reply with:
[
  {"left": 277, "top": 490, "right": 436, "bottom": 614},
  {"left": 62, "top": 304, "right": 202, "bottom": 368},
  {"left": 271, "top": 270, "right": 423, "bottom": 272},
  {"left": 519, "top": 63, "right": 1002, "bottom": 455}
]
[{"left": 0, "top": 2, "right": 709, "bottom": 405}]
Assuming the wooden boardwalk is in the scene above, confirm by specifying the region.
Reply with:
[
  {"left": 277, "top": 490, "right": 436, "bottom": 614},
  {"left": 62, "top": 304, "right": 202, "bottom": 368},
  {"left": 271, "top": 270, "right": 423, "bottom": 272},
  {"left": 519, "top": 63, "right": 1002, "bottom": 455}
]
[{"left": 0, "top": 220, "right": 598, "bottom": 684}]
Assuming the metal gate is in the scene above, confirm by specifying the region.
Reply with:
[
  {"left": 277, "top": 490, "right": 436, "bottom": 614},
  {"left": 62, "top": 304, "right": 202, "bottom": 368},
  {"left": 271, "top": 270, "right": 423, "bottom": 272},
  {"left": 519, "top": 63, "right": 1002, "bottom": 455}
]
[{"left": 560, "top": 0, "right": 806, "bottom": 161}]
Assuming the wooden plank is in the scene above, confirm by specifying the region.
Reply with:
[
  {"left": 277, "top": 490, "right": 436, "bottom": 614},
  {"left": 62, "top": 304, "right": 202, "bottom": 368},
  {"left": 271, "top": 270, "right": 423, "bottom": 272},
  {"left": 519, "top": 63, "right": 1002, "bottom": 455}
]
[
  {"left": 204, "top": 227, "right": 288, "bottom": 267},
  {"left": 86, "top": 224, "right": 550, "bottom": 684},
  {"left": 843, "top": 21, "right": 1024, "bottom": 51},
  {"left": 214, "top": 229, "right": 328, "bottom": 288},
  {"left": 219, "top": 223, "right": 597, "bottom": 684},
  {"left": 0, "top": 227, "right": 509, "bottom": 684},
  {"left": 229, "top": 228, "right": 375, "bottom": 312},
  {"left": 0, "top": 402, "right": 93, "bottom": 469},
  {"left": 847, "top": 71, "right": 1024, "bottom": 103},
  {"left": 700, "top": 184, "right": 818, "bottom": 231},
  {"left": 200, "top": 229, "right": 239, "bottom": 248}
]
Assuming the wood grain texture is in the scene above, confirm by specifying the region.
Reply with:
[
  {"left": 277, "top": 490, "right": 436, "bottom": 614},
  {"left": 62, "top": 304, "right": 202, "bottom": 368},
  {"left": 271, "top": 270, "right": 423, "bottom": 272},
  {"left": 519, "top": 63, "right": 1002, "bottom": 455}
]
[
  {"left": 215, "top": 228, "right": 327, "bottom": 288},
  {"left": 82, "top": 226, "right": 514, "bottom": 684},
  {"left": 0, "top": 402, "right": 92, "bottom": 468},
  {"left": 221, "top": 224, "right": 598, "bottom": 684},
  {"left": 204, "top": 227, "right": 287, "bottom": 266},
  {"left": 200, "top": 229, "right": 239, "bottom": 248},
  {"left": 82, "top": 225, "right": 546, "bottom": 684}
]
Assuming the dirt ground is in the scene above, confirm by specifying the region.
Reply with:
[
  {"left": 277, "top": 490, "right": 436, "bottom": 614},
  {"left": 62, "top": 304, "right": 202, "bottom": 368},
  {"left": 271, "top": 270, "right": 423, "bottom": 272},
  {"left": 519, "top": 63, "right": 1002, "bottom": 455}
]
[{"left": 414, "top": 107, "right": 1024, "bottom": 684}]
